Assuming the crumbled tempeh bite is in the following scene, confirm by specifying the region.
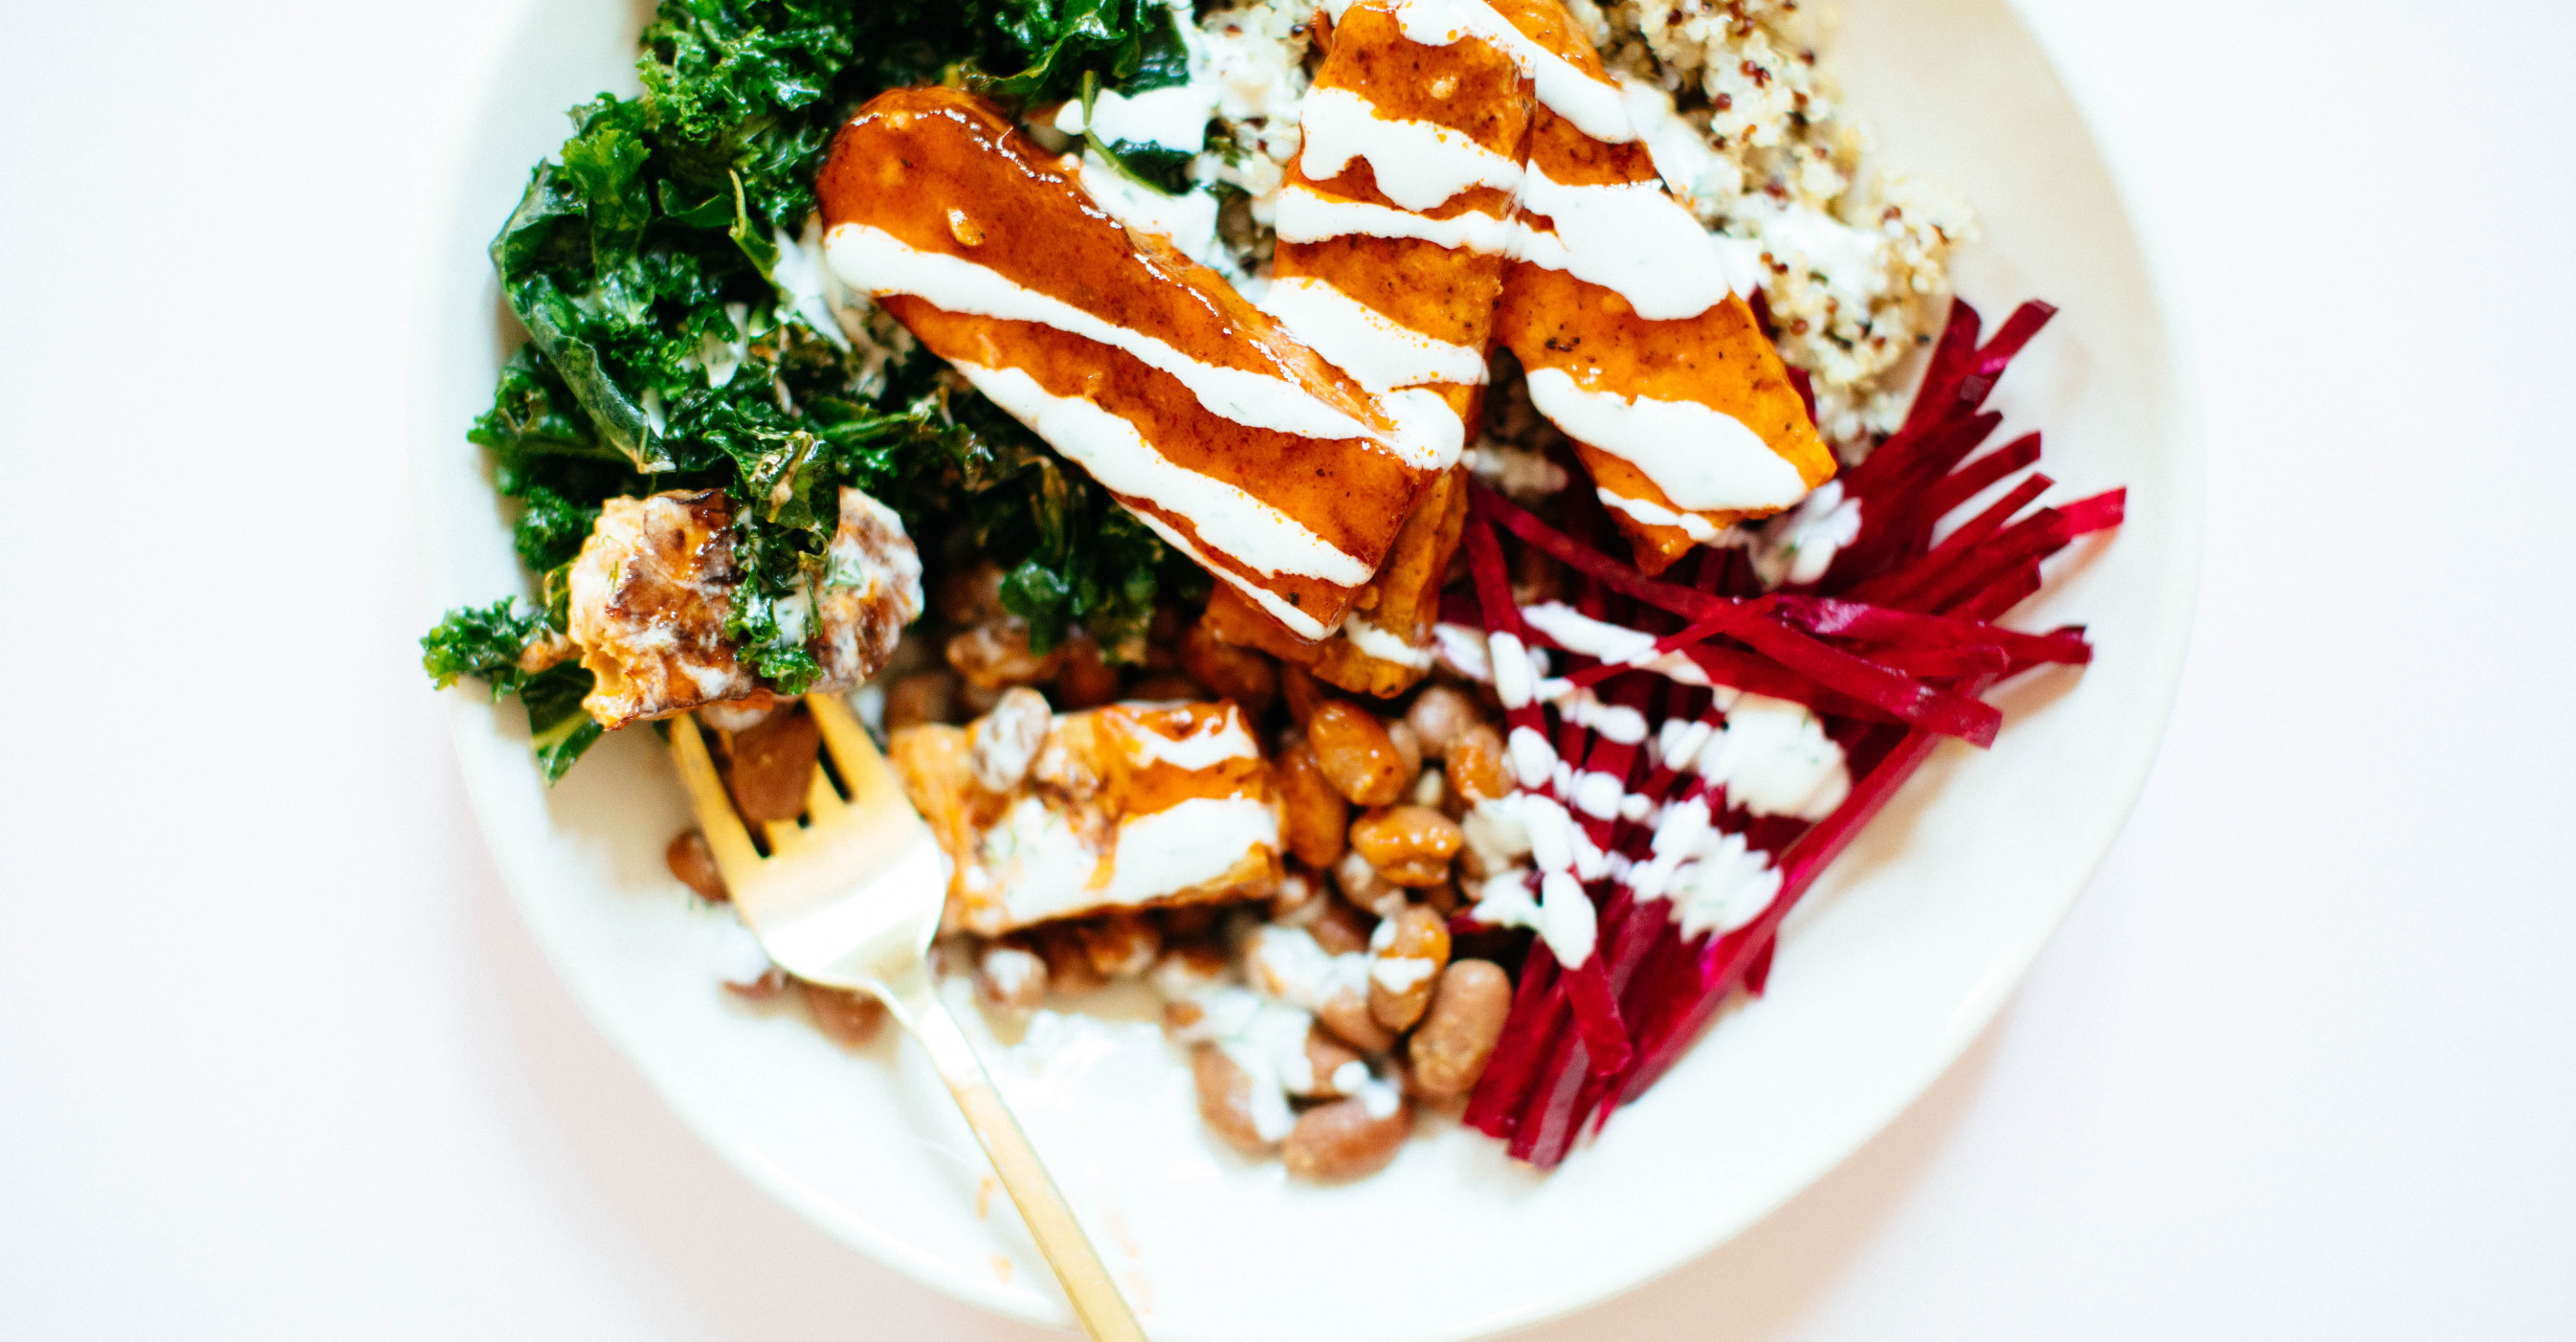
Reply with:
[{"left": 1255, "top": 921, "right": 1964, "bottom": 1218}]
[
  {"left": 890, "top": 699, "right": 1285, "bottom": 934},
  {"left": 568, "top": 485, "right": 923, "bottom": 728}
]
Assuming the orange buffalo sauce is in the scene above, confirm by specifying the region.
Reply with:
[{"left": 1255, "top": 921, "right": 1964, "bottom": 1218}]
[{"left": 817, "top": 87, "right": 1448, "bottom": 641}]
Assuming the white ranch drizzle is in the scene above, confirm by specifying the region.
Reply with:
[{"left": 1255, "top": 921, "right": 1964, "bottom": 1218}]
[
  {"left": 1457, "top": 596, "right": 1860, "bottom": 959},
  {"left": 952, "top": 361, "right": 1374, "bottom": 590},
  {"left": 826, "top": 223, "right": 1416, "bottom": 452},
  {"left": 1749, "top": 480, "right": 1863, "bottom": 588},
  {"left": 1376, "top": 385, "right": 1469, "bottom": 469},
  {"left": 1521, "top": 366, "right": 1810, "bottom": 514},
  {"left": 1259, "top": 276, "right": 1492, "bottom": 391},
  {"left": 1597, "top": 488, "right": 1724, "bottom": 542},
  {"left": 1689, "top": 694, "right": 1851, "bottom": 820},
  {"left": 1343, "top": 615, "right": 1438, "bottom": 668},
  {"left": 1148, "top": 519, "right": 1340, "bottom": 641},
  {"left": 1273, "top": 186, "right": 1517, "bottom": 253},
  {"left": 1103, "top": 795, "right": 1282, "bottom": 906},
  {"left": 1297, "top": 84, "right": 1526, "bottom": 211},
  {"left": 1114, "top": 706, "right": 1261, "bottom": 771},
  {"left": 1511, "top": 162, "right": 1758, "bottom": 319}
]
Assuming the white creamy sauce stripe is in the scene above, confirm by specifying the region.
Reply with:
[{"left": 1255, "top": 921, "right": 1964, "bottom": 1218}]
[
  {"left": 1511, "top": 162, "right": 1760, "bottom": 318},
  {"left": 1298, "top": 84, "right": 1525, "bottom": 211},
  {"left": 1375, "top": 385, "right": 1469, "bottom": 469},
  {"left": 1522, "top": 366, "right": 1810, "bottom": 514},
  {"left": 1146, "top": 519, "right": 1341, "bottom": 641},
  {"left": 1343, "top": 615, "right": 1438, "bottom": 668},
  {"left": 1274, "top": 186, "right": 1517, "bottom": 254},
  {"left": 953, "top": 362, "right": 1375, "bottom": 598},
  {"left": 826, "top": 222, "right": 1380, "bottom": 444},
  {"left": 1259, "top": 276, "right": 1491, "bottom": 391},
  {"left": 1598, "top": 488, "right": 1727, "bottom": 542},
  {"left": 1105, "top": 795, "right": 1281, "bottom": 906},
  {"left": 1117, "top": 709, "right": 1262, "bottom": 771}
]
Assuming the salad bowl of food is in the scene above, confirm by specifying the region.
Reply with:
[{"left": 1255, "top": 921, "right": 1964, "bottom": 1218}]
[{"left": 411, "top": 0, "right": 2198, "bottom": 1335}]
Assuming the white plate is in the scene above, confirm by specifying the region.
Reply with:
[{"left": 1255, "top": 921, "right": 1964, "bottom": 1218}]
[{"left": 411, "top": 1, "right": 2201, "bottom": 1336}]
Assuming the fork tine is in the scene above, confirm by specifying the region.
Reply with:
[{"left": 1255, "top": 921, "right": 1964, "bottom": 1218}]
[
  {"left": 804, "top": 760, "right": 850, "bottom": 824},
  {"left": 667, "top": 713, "right": 765, "bottom": 887},
  {"left": 809, "top": 694, "right": 901, "bottom": 809},
  {"left": 761, "top": 816, "right": 808, "bottom": 856}
]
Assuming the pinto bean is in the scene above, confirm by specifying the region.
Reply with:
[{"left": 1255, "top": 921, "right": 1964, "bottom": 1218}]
[
  {"left": 1309, "top": 888, "right": 1380, "bottom": 955},
  {"left": 975, "top": 941, "right": 1050, "bottom": 1015},
  {"left": 1052, "top": 635, "right": 1122, "bottom": 709},
  {"left": 1348, "top": 806, "right": 1465, "bottom": 886},
  {"left": 966, "top": 686, "right": 1053, "bottom": 794},
  {"left": 726, "top": 704, "right": 822, "bottom": 821},
  {"left": 1447, "top": 723, "right": 1513, "bottom": 804},
  {"left": 1332, "top": 849, "right": 1408, "bottom": 919},
  {"left": 1284, "top": 1095, "right": 1412, "bottom": 1180},
  {"left": 1180, "top": 620, "right": 1279, "bottom": 718},
  {"left": 1192, "top": 1045, "right": 1277, "bottom": 1153},
  {"left": 882, "top": 671, "right": 960, "bottom": 730},
  {"left": 1077, "top": 911, "right": 1163, "bottom": 978},
  {"left": 804, "top": 982, "right": 888, "bottom": 1046},
  {"left": 1279, "top": 662, "right": 1328, "bottom": 729},
  {"left": 1409, "top": 960, "right": 1512, "bottom": 1098},
  {"left": 1303, "top": 1027, "right": 1366, "bottom": 1096},
  {"left": 946, "top": 619, "right": 1063, "bottom": 689},
  {"left": 666, "top": 829, "right": 727, "bottom": 902},
  {"left": 1270, "top": 867, "right": 1326, "bottom": 927},
  {"left": 1404, "top": 684, "right": 1481, "bottom": 759},
  {"left": 1385, "top": 719, "right": 1424, "bottom": 786},
  {"left": 1367, "top": 905, "right": 1452, "bottom": 1032},
  {"left": 1316, "top": 982, "right": 1397, "bottom": 1054},
  {"left": 1277, "top": 743, "right": 1350, "bottom": 868},
  {"left": 1308, "top": 703, "right": 1410, "bottom": 806}
]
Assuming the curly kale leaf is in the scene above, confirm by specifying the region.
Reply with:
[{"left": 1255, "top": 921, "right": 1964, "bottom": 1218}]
[
  {"left": 422, "top": 599, "right": 553, "bottom": 697},
  {"left": 519, "top": 664, "right": 607, "bottom": 782},
  {"left": 974, "top": 0, "right": 1190, "bottom": 103},
  {"left": 436, "top": 0, "right": 1207, "bottom": 781},
  {"left": 423, "top": 602, "right": 602, "bottom": 779}
]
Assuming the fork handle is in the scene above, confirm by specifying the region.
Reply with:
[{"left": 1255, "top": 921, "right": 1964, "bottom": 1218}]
[{"left": 880, "top": 964, "right": 1148, "bottom": 1342}]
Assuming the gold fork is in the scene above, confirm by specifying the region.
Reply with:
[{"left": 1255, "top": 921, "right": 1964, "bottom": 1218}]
[{"left": 669, "top": 694, "right": 1147, "bottom": 1342}]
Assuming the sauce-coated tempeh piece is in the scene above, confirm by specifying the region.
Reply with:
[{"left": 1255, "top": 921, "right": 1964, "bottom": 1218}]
[
  {"left": 1497, "top": 96, "right": 1834, "bottom": 572},
  {"left": 817, "top": 87, "right": 1450, "bottom": 640},
  {"left": 892, "top": 701, "right": 1284, "bottom": 934},
  {"left": 1232, "top": 0, "right": 1529, "bottom": 689},
  {"left": 1410, "top": 0, "right": 1835, "bottom": 574}
]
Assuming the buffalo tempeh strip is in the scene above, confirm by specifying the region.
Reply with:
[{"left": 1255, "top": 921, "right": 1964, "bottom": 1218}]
[
  {"left": 818, "top": 87, "right": 1452, "bottom": 642},
  {"left": 1479, "top": 0, "right": 1837, "bottom": 574}
]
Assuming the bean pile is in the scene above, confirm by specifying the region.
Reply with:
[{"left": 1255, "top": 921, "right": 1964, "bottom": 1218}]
[{"left": 666, "top": 560, "right": 1541, "bottom": 1180}]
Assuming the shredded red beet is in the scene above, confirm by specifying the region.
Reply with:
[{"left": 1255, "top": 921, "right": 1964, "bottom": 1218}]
[{"left": 1455, "top": 297, "right": 2122, "bottom": 1168}]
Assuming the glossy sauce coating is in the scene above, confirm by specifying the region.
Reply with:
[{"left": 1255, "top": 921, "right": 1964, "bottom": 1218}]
[
  {"left": 818, "top": 88, "right": 1439, "bottom": 638},
  {"left": 1485, "top": 2, "right": 1835, "bottom": 573},
  {"left": 1230, "top": 0, "right": 1517, "bottom": 686}
]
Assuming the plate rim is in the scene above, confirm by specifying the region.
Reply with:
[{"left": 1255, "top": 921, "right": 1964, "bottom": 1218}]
[{"left": 408, "top": 0, "right": 2206, "bottom": 1331}]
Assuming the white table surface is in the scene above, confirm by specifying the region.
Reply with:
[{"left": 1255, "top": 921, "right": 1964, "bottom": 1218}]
[{"left": 4, "top": 0, "right": 2570, "bottom": 1336}]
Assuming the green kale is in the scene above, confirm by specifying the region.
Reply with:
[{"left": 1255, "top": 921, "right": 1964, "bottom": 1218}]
[
  {"left": 520, "top": 664, "right": 608, "bottom": 782},
  {"left": 430, "top": 0, "right": 1208, "bottom": 781},
  {"left": 973, "top": 0, "right": 1190, "bottom": 103},
  {"left": 422, "top": 598, "right": 553, "bottom": 696}
]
